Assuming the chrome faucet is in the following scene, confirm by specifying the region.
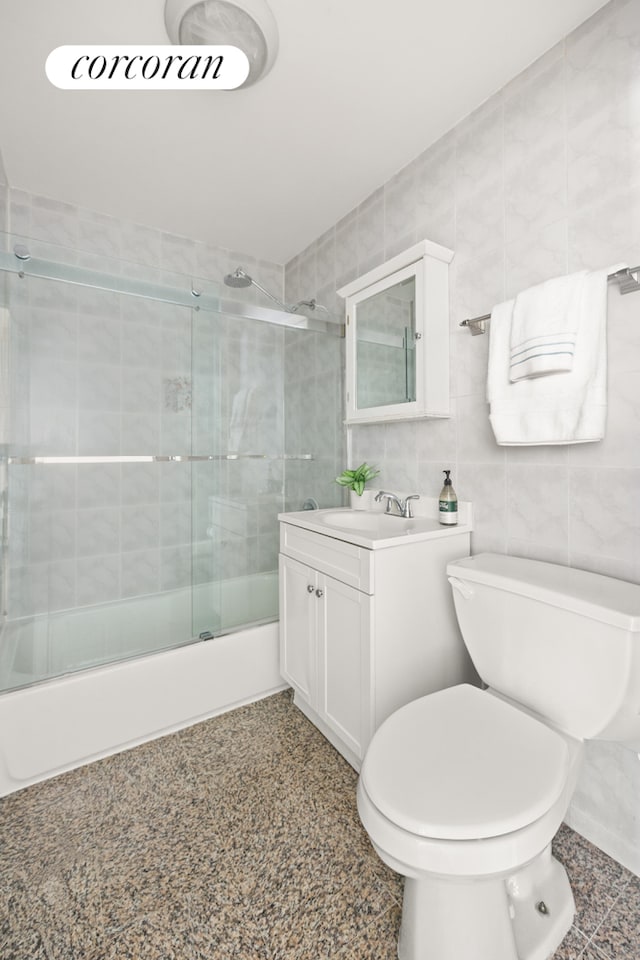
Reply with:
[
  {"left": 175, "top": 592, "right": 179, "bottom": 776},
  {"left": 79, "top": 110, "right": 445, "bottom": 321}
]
[
  {"left": 375, "top": 490, "right": 403, "bottom": 515},
  {"left": 374, "top": 490, "right": 420, "bottom": 519}
]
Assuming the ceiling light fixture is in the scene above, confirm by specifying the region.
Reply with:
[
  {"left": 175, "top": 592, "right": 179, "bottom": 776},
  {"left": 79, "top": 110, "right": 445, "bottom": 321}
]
[{"left": 164, "top": 0, "right": 279, "bottom": 88}]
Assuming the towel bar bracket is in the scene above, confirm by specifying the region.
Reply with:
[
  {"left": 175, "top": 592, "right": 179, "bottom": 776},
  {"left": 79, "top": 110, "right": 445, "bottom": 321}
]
[
  {"left": 610, "top": 266, "right": 640, "bottom": 296},
  {"left": 460, "top": 266, "right": 640, "bottom": 335},
  {"left": 460, "top": 314, "right": 490, "bottom": 335}
]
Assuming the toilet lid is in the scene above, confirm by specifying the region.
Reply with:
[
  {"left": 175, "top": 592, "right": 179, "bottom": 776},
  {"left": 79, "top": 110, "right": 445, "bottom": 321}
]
[{"left": 360, "top": 684, "right": 571, "bottom": 841}]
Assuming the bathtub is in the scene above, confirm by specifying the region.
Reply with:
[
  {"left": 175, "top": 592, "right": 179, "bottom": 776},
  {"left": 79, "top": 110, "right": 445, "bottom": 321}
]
[{"left": 0, "top": 572, "right": 285, "bottom": 796}]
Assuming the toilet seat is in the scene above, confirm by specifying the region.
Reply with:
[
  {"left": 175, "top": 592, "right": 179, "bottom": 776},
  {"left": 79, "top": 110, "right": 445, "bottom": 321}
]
[{"left": 360, "top": 684, "right": 571, "bottom": 841}]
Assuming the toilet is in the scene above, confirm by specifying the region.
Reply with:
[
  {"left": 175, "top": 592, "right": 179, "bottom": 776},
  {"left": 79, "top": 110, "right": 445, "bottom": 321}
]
[{"left": 357, "top": 553, "right": 640, "bottom": 960}]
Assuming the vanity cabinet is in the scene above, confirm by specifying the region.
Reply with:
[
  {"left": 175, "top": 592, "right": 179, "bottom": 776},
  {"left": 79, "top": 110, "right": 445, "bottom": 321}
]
[
  {"left": 279, "top": 514, "right": 474, "bottom": 770},
  {"left": 279, "top": 554, "right": 371, "bottom": 760}
]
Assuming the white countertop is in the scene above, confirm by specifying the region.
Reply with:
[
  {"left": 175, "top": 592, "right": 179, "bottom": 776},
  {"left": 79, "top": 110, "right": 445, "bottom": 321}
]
[{"left": 278, "top": 499, "right": 473, "bottom": 550}]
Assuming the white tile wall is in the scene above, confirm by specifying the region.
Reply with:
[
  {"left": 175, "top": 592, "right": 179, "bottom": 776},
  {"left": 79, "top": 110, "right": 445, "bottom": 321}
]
[{"left": 284, "top": 0, "right": 640, "bottom": 875}]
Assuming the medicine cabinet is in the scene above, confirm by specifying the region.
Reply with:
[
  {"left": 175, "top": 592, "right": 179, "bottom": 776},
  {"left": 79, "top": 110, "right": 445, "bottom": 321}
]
[{"left": 338, "top": 240, "right": 453, "bottom": 424}]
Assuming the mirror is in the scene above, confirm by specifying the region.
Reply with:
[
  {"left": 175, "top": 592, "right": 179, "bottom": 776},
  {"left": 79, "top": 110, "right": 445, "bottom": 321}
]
[
  {"left": 338, "top": 240, "right": 453, "bottom": 424},
  {"left": 356, "top": 271, "right": 416, "bottom": 409}
]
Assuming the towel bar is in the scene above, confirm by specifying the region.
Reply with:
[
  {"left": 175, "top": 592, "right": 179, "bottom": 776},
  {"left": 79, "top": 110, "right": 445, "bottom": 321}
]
[{"left": 460, "top": 265, "right": 640, "bottom": 335}]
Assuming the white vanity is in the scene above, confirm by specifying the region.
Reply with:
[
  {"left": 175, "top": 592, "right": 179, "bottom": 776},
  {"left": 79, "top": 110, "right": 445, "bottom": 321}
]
[{"left": 278, "top": 500, "right": 476, "bottom": 769}]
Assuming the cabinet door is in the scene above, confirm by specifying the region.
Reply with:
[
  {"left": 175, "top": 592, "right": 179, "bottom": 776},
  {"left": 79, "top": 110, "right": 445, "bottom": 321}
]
[
  {"left": 279, "top": 555, "right": 316, "bottom": 703},
  {"left": 316, "top": 573, "right": 371, "bottom": 760}
]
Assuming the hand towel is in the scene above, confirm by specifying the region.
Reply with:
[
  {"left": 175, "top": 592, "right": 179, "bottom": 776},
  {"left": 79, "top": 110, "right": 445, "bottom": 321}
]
[
  {"left": 487, "top": 269, "right": 609, "bottom": 445},
  {"left": 509, "top": 270, "right": 588, "bottom": 382}
]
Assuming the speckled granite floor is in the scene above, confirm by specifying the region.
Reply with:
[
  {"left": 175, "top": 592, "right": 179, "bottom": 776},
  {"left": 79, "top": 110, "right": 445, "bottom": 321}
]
[{"left": 1, "top": 690, "right": 639, "bottom": 959}]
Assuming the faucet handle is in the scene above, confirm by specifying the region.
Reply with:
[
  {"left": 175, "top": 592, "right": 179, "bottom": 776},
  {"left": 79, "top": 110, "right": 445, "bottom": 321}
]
[
  {"left": 403, "top": 494, "right": 420, "bottom": 519},
  {"left": 374, "top": 490, "right": 394, "bottom": 514}
]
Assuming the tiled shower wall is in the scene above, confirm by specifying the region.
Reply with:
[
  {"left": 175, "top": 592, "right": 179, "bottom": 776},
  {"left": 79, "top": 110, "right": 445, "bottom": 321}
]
[
  {"left": 4, "top": 188, "right": 291, "bottom": 618},
  {"left": 284, "top": 0, "right": 640, "bottom": 873}
]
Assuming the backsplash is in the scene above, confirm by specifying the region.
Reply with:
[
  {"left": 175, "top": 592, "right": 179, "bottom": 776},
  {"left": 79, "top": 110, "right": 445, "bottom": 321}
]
[{"left": 284, "top": 0, "right": 640, "bottom": 874}]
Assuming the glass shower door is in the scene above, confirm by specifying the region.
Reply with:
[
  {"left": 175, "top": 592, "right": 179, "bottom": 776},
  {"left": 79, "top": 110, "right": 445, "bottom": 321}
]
[
  {"left": 0, "top": 234, "right": 344, "bottom": 693},
  {"left": 190, "top": 308, "right": 284, "bottom": 638},
  {"left": 1, "top": 270, "right": 200, "bottom": 692}
]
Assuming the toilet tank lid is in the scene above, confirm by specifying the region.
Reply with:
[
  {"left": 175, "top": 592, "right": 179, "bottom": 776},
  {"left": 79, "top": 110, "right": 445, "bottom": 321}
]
[{"left": 447, "top": 554, "right": 640, "bottom": 632}]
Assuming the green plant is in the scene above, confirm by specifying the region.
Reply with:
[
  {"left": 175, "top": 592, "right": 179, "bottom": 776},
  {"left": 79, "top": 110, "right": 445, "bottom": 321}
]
[{"left": 335, "top": 462, "right": 380, "bottom": 497}]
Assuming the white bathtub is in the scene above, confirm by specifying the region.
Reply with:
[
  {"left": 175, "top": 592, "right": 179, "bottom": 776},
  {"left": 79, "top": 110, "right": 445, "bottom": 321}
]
[
  {"left": 0, "top": 573, "right": 285, "bottom": 796},
  {"left": 1, "top": 573, "right": 279, "bottom": 691}
]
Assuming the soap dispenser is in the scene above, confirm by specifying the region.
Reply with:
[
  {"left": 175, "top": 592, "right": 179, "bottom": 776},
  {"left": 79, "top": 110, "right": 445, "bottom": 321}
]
[{"left": 439, "top": 470, "right": 458, "bottom": 525}]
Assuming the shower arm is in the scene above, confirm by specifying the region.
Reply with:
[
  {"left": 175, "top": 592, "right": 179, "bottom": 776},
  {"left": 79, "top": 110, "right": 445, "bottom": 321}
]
[{"left": 246, "top": 276, "right": 290, "bottom": 312}]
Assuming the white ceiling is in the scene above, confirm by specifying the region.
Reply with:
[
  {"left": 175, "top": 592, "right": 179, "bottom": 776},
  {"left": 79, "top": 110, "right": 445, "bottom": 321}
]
[{"left": 0, "top": 0, "right": 608, "bottom": 265}]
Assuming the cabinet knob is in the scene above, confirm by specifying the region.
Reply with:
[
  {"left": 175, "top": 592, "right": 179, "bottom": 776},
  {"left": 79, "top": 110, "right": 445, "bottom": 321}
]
[
  {"left": 307, "top": 584, "right": 315, "bottom": 593},
  {"left": 315, "top": 588, "right": 324, "bottom": 598}
]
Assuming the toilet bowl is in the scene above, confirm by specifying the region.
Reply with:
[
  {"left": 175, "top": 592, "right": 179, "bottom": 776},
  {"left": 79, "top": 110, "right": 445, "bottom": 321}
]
[
  {"left": 358, "top": 684, "right": 582, "bottom": 960},
  {"left": 357, "top": 553, "right": 640, "bottom": 960}
]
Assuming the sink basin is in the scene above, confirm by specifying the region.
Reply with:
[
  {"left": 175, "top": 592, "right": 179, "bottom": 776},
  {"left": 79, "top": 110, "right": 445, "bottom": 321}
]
[{"left": 320, "top": 510, "right": 408, "bottom": 532}]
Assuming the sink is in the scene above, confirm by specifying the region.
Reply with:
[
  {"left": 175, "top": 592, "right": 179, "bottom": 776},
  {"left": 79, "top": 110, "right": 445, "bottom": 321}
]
[
  {"left": 318, "top": 509, "right": 442, "bottom": 540},
  {"left": 320, "top": 510, "right": 408, "bottom": 532},
  {"left": 278, "top": 503, "right": 471, "bottom": 550}
]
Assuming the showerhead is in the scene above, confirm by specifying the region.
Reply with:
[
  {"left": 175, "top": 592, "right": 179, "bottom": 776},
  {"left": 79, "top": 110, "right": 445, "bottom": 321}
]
[
  {"left": 222, "top": 267, "right": 325, "bottom": 318},
  {"left": 223, "top": 266, "right": 287, "bottom": 311},
  {"left": 224, "top": 267, "right": 253, "bottom": 288}
]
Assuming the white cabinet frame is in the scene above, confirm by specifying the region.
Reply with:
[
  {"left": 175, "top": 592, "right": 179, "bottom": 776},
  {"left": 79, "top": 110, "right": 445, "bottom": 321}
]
[{"left": 338, "top": 239, "right": 454, "bottom": 424}]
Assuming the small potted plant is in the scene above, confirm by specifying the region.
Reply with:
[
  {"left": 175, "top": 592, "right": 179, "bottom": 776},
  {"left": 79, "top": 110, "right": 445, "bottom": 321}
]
[{"left": 335, "top": 462, "right": 380, "bottom": 509}]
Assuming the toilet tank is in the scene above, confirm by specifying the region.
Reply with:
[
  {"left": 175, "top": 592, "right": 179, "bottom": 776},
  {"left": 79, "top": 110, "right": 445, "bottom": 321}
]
[{"left": 447, "top": 554, "right": 640, "bottom": 745}]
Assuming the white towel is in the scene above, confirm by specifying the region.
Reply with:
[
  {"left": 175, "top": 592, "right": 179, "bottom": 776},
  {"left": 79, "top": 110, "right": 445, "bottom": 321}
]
[
  {"left": 487, "top": 269, "right": 610, "bottom": 445},
  {"left": 509, "top": 271, "right": 587, "bottom": 381}
]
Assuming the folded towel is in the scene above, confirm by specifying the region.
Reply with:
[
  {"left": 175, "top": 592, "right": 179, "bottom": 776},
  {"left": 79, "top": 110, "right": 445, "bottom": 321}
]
[
  {"left": 487, "top": 269, "right": 610, "bottom": 445},
  {"left": 487, "top": 299, "right": 515, "bottom": 406},
  {"left": 509, "top": 271, "right": 587, "bottom": 381}
]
